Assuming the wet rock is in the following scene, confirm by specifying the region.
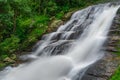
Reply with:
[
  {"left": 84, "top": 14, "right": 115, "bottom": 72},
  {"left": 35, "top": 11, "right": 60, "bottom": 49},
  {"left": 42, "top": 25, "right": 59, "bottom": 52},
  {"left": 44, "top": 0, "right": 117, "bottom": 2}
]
[
  {"left": 3, "top": 57, "right": 15, "bottom": 63},
  {"left": 106, "top": 47, "right": 118, "bottom": 52},
  {"left": 108, "top": 40, "right": 117, "bottom": 44},
  {"left": 47, "top": 20, "right": 64, "bottom": 32},
  {"left": 63, "top": 11, "right": 75, "bottom": 21},
  {"left": 10, "top": 54, "right": 17, "bottom": 60},
  {"left": 41, "top": 40, "right": 74, "bottom": 55},
  {"left": 111, "top": 36, "right": 120, "bottom": 41},
  {"left": 81, "top": 53, "right": 120, "bottom": 80},
  {"left": 81, "top": 74, "right": 106, "bottom": 80},
  {"left": 109, "top": 30, "right": 120, "bottom": 35}
]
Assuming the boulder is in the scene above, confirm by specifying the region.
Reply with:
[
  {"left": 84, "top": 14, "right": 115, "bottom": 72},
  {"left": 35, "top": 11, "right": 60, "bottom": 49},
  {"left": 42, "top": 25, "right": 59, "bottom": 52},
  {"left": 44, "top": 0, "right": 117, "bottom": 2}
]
[
  {"left": 47, "top": 19, "right": 64, "bottom": 32},
  {"left": 3, "top": 57, "right": 15, "bottom": 63}
]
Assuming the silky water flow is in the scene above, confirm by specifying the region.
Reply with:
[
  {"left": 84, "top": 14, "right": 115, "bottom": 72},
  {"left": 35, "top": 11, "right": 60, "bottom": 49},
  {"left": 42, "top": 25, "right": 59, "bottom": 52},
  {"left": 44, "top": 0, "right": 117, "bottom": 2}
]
[{"left": 0, "top": 3, "right": 120, "bottom": 80}]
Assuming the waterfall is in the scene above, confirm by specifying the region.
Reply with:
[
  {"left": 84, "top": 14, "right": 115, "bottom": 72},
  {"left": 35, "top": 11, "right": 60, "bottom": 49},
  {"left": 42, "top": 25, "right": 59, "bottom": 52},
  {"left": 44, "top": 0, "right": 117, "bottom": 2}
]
[{"left": 0, "top": 3, "right": 119, "bottom": 80}]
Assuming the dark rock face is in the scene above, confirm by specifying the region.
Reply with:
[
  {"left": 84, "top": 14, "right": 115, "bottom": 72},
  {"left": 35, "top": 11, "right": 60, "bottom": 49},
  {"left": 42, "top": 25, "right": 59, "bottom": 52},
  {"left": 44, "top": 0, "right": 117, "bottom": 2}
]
[
  {"left": 81, "top": 7, "right": 120, "bottom": 80},
  {"left": 40, "top": 40, "right": 74, "bottom": 55},
  {"left": 81, "top": 53, "right": 120, "bottom": 80}
]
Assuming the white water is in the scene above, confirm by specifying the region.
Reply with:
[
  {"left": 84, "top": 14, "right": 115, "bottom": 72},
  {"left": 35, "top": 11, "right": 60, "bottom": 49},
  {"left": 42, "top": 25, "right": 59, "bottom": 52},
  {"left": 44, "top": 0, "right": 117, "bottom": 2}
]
[{"left": 0, "top": 4, "right": 119, "bottom": 80}]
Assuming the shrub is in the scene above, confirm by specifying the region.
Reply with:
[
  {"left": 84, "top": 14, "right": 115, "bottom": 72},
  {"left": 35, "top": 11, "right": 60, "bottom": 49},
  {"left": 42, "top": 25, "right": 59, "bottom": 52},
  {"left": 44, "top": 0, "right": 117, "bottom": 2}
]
[{"left": 0, "top": 35, "right": 20, "bottom": 55}]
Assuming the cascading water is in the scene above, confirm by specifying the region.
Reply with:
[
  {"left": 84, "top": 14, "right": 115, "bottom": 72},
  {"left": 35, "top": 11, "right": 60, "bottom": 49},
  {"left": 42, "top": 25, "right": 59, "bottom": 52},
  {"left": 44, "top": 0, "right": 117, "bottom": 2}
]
[{"left": 0, "top": 3, "right": 120, "bottom": 80}]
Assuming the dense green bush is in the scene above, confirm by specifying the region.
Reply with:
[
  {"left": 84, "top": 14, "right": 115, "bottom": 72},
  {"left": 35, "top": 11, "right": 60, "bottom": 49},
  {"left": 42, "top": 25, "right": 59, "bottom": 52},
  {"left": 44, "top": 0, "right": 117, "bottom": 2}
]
[
  {"left": 56, "top": 12, "right": 64, "bottom": 19},
  {"left": 0, "top": 35, "right": 20, "bottom": 56}
]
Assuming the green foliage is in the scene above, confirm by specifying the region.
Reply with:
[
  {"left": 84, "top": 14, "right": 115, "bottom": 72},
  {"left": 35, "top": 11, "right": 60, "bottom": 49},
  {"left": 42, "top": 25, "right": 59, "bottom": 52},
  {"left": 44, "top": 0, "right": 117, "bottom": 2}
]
[
  {"left": 34, "top": 15, "right": 49, "bottom": 24},
  {"left": 0, "top": 62, "right": 6, "bottom": 69},
  {"left": 110, "top": 66, "right": 120, "bottom": 80},
  {"left": 61, "top": 6, "right": 70, "bottom": 13},
  {"left": 1, "top": 54, "right": 8, "bottom": 59},
  {"left": 19, "top": 18, "right": 32, "bottom": 27},
  {"left": 45, "top": 1, "right": 58, "bottom": 16},
  {"left": 56, "top": 12, "right": 64, "bottom": 19},
  {"left": 19, "top": 15, "right": 49, "bottom": 49},
  {"left": 15, "top": 18, "right": 33, "bottom": 41},
  {"left": 0, "top": 35, "right": 20, "bottom": 54}
]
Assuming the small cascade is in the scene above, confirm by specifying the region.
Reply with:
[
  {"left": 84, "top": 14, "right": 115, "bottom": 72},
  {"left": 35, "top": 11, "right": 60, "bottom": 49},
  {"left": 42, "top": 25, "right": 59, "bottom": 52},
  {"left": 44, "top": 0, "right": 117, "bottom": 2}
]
[{"left": 0, "top": 3, "right": 119, "bottom": 80}]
